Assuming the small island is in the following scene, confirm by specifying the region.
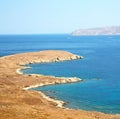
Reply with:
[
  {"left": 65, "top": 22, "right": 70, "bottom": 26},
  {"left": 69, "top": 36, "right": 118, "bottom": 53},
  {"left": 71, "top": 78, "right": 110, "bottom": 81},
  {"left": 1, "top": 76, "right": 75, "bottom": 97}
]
[
  {"left": 72, "top": 26, "right": 120, "bottom": 36},
  {"left": 0, "top": 50, "right": 119, "bottom": 119}
]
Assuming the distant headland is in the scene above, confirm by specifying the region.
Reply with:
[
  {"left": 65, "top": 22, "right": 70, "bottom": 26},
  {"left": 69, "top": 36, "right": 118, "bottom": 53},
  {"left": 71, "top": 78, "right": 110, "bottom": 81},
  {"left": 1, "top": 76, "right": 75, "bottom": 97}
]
[{"left": 72, "top": 26, "right": 120, "bottom": 36}]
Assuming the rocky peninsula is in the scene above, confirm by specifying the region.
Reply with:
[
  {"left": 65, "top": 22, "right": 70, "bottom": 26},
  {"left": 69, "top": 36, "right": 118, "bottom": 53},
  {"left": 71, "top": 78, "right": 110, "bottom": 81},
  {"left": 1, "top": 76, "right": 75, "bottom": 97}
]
[{"left": 0, "top": 50, "right": 120, "bottom": 119}]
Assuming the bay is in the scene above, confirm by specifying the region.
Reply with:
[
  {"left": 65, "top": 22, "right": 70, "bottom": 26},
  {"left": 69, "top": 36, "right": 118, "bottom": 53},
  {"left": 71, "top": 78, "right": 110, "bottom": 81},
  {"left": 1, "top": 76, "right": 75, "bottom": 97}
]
[{"left": 1, "top": 34, "right": 120, "bottom": 114}]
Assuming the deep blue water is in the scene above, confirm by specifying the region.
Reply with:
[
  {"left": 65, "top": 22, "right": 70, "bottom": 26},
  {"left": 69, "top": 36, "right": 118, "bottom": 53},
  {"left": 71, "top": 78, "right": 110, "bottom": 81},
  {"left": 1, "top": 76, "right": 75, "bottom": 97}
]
[{"left": 0, "top": 35, "right": 120, "bottom": 114}]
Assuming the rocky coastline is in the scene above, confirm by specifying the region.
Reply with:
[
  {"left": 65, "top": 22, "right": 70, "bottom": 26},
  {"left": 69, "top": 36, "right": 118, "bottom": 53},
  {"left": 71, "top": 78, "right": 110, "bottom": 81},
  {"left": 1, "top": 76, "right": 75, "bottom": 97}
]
[{"left": 0, "top": 50, "right": 120, "bottom": 119}]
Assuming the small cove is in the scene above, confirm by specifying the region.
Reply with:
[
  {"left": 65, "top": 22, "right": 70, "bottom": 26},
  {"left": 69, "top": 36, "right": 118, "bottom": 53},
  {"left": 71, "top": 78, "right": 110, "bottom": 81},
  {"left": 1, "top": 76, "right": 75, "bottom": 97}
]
[
  {"left": 22, "top": 35, "right": 120, "bottom": 114},
  {"left": 22, "top": 59, "right": 120, "bottom": 114},
  {"left": 1, "top": 34, "right": 120, "bottom": 114}
]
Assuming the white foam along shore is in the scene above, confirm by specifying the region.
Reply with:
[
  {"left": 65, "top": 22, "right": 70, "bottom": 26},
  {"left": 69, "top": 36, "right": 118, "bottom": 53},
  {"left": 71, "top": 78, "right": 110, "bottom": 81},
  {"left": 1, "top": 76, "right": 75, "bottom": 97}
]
[
  {"left": 23, "top": 77, "right": 82, "bottom": 108},
  {"left": 16, "top": 53, "right": 83, "bottom": 75},
  {"left": 16, "top": 66, "right": 31, "bottom": 74},
  {"left": 23, "top": 76, "right": 82, "bottom": 90},
  {"left": 20, "top": 68, "right": 82, "bottom": 108},
  {"left": 15, "top": 52, "right": 83, "bottom": 108},
  {"left": 38, "top": 91, "right": 65, "bottom": 108},
  {"left": 23, "top": 82, "right": 66, "bottom": 108}
]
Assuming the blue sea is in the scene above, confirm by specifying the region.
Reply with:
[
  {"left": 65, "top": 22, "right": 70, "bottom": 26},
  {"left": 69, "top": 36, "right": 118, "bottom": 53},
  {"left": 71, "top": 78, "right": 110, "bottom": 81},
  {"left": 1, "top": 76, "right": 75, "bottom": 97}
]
[{"left": 0, "top": 34, "right": 120, "bottom": 114}]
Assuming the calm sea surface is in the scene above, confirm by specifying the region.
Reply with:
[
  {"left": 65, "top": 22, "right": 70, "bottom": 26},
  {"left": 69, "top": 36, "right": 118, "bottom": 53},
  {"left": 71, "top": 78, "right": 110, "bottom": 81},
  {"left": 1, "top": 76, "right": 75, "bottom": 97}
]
[{"left": 0, "top": 34, "right": 120, "bottom": 114}]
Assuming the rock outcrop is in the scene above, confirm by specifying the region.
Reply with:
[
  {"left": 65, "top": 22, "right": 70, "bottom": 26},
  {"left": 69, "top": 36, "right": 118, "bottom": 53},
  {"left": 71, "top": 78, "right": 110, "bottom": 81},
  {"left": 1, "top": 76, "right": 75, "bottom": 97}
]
[{"left": 0, "top": 50, "right": 119, "bottom": 119}]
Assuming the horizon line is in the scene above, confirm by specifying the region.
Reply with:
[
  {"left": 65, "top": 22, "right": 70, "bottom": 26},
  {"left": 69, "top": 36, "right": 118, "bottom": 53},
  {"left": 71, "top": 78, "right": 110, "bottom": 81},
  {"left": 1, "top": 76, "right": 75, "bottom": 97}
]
[{"left": 0, "top": 33, "right": 70, "bottom": 35}]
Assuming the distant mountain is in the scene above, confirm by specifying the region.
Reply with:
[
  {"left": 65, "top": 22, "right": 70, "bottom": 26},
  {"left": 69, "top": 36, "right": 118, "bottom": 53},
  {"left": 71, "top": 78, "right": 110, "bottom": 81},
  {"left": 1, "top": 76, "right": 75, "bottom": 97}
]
[{"left": 72, "top": 26, "right": 120, "bottom": 36}]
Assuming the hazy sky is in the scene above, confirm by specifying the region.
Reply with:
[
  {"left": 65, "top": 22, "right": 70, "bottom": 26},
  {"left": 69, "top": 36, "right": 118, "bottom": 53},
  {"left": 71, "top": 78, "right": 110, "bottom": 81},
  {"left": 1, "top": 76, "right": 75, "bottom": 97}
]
[{"left": 0, "top": 0, "right": 120, "bottom": 34}]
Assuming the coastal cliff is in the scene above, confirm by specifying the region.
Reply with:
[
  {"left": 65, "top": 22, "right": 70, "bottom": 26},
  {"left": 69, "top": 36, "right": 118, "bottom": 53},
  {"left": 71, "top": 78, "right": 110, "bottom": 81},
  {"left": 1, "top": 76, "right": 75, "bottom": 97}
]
[
  {"left": 72, "top": 26, "right": 120, "bottom": 36},
  {"left": 0, "top": 50, "right": 120, "bottom": 119}
]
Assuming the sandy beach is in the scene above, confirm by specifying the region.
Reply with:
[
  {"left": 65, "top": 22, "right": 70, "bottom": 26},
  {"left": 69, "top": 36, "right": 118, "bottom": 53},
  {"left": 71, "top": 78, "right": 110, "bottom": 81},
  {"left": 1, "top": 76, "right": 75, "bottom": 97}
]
[{"left": 0, "top": 50, "right": 120, "bottom": 119}]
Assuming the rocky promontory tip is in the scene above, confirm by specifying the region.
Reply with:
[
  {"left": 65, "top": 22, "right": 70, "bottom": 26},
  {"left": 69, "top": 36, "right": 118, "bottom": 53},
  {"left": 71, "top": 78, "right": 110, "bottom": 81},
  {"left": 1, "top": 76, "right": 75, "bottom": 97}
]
[{"left": 0, "top": 50, "right": 119, "bottom": 119}]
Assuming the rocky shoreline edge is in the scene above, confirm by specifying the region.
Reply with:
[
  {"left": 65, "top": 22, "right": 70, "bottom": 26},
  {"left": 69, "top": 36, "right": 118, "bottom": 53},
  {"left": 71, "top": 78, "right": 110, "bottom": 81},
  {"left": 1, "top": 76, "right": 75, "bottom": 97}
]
[
  {"left": 0, "top": 50, "right": 120, "bottom": 119},
  {"left": 22, "top": 76, "right": 82, "bottom": 108},
  {"left": 16, "top": 51, "right": 83, "bottom": 108}
]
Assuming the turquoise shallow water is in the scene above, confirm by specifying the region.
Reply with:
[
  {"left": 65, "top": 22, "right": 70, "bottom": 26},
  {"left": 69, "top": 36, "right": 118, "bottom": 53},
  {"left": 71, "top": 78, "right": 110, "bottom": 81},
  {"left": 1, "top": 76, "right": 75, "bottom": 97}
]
[
  {"left": 0, "top": 35, "right": 120, "bottom": 114},
  {"left": 22, "top": 35, "right": 120, "bottom": 114}
]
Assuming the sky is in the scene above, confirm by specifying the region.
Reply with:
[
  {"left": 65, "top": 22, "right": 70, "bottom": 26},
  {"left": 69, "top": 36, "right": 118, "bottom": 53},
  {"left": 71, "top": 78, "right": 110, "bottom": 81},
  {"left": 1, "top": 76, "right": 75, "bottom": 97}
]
[{"left": 0, "top": 0, "right": 120, "bottom": 34}]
